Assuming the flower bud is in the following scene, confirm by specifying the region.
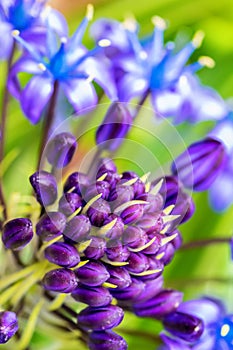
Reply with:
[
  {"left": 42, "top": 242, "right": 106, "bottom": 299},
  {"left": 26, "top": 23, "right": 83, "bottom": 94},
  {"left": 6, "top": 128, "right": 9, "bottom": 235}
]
[
  {"left": 134, "top": 276, "right": 164, "bottom": 303},
  {"left": 0, "top": 311, "right": 18, "bottom": 344},
  {"left": 96, "top": 102, "right": 132, "bottom": 151},
  {"left": 36, "top": 212, "right": 66, "bottom": 242},
  {"left": 122, "top": 226, "right": 147, "bottom": 249},
  {"left": 88, "top": 331, "right": 127, "bottom": 350},
  {"left": 78, "top": 305, "right": 124, "bottom": 331},
  {"left": 106, "top": 266, "right": 132, "bottom": 289},
  {"left": 72, "top": 285, "right": 112, "bottom": 307},
  {"left": 46, "top": 132, "right": 77, "bottom": 168},
  {"left": 58, "top": 192, "right": 83, "bottom": 216},
  {"left": 42, "top": 268, "right": 78, "bottom": 293},
  {"left": 85, "top": 181, "right": 111, "bottom": 201},
  {"left": 163, "top": 311, "right": 204, "bottom": 342},
  {"left": 97, "top": 158, "right": 117, "bottom": 174},
  {"left": 111, "top": 278, "right": 145, "bottom": 301},
  {"left": 172, "top": 137, "right": 226, "bottom": 191},
  {"left": 106, "top": 239, "right": 130, "bottom": 262},
  {"left": 127, "top": 252, "right": 149, "bottom": 273},
  {"left": 133, "top": 289, "right": 183, "bottom": 319},
  {"left": 120, "top": 204, "right": 144, "bottom": 224},
  {"left": 75, "top": 261, "right": 110, "bottom": 287},
  {"left": 30, "top": 171, "right": 57, "bottom": 206},
  {"left": 64, "top": 172, "right": 90, "bottom": 196},
  {"left": 136, "top": 213, "right": 163, "bottom": 235},
  {"left": 83, "top": 236, "right": 106, "bottom": 260},
  {"left": 2, "top": 218, "right": 33, "bottom": 250},
  {"left": 87, "top": 199, "right": 111, "bottom": 227},
  {"left": 44, "top": 242, "right": 80, "bottom": 267},
  {"left": 109, "top": 184, "right": 134, "bottom": 205},
  {"left": 63, "top": 215, "right": 91, "bottom": 243},
  {"left": 102, "top": 214, "right": 125, "bottom": 240}
]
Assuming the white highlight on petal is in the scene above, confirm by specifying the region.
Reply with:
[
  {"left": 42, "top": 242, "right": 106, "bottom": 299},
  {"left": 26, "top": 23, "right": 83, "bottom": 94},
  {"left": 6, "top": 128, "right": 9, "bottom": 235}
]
[
  {"left": 192, "top": 30, "right": 205, "bottom": 48},
  {"left": 60, "top": 37, "right": 68, "bottom": 44},
  {"left": 151, "top": 16, "right": 167, "bottom": 30},
  {"left": 98, "top": 39, "right": 111, "bottom": 47},
  {"left": 198, "top": 56, "right": 215, "bottom": 68},
  {"left": 12, "top": 29, "right": 20, "bottom": 37},
  {"left": 86, "top": 4, "right": 94, "bottom": 21},
  {"left": 220, "top": 324, "right": 230, "bottom": 337},
  {"left": 38, "top": 63, "right": 46, "bottom": 71},
  {"left": 139, "top": 51, "right": 148, "bottom": 60}
]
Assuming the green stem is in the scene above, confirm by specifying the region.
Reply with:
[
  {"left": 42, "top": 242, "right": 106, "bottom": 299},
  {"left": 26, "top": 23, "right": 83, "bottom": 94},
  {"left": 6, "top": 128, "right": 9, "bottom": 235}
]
[
  {"left": 0, "top": 42, "right": 16, "bottom": 221},
  {"left": 180, "top": 237, "right": 231, "bottom": 250},
  {"left": 37, "top": 80, "right": 59, "bottom": 170}
]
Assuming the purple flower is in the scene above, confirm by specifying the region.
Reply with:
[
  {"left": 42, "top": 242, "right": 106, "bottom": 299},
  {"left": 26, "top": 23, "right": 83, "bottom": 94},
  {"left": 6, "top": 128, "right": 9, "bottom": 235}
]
[
  {"left": 88, "top": 330, "right": 128, "bottom": 350},
  {"left": 30, "top": 171, "right": 58, "bottom": 206},
  {"left": 161, "top": 297, "right": 233, "bottom": 350},
  {"left": 0, "top": 0, "right": 67, "bottom": 60},
  {"left": 0, "top": 311, "right": 18, "bottom": 344},
  {"left": 2, "top": 218, "right": 33, "bottom": 250},
  {"left": 46, "top": 132, "right": 77, "bottom": 168},
  {"left": 42, "top": 268, "right": 78, "bottom": 293},
  {"left": 8, "top": 5, "right": 116, "bottom": 123},
  {"left": 172, "top": 137, "right": 226, "bottom": 191},
  {"left": 208, "top": 114, "right": 233, "bottom": 211}
]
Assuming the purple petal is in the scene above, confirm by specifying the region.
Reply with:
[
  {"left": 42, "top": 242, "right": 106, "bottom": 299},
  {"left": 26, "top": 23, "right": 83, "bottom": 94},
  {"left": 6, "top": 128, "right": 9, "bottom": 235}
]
[
  {"left": 117, "top": 74, "right": 148, "bottom": 102},
  {"left": 151, "top": 90, "right": 183, "bottom": 119},
  {"left": 21, "top": 75, "right": 54, "bottom": 123},
  {"left": 0, "top": 22, "right": 13, "bottom": 60},
  {"left": 209, "top": 120, "right": 233, "bottom": 153},
  {"left": 45, "top": 8, "right": 68, "bottom": 36},
  {"left": 8, "top": 56, "right": 43, "bottom": 99},
  {"left": 209, "top": 168, "right": 233, "bottom": 211},
  {"left": 61, "top": 79, "right": 97, "bottom": 114},
  {"left": 177, "top": 297, "right": 225, "bottom": 326},
  {"left": 160, "top": 334, "right": 190, "bottom": 350}
]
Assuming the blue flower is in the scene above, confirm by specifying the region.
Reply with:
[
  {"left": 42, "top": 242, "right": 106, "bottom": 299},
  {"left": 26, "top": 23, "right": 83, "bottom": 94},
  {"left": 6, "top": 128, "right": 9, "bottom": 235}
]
[
  {"left": 0, "top": 0, "right": 67, "bottom": 59},
  {"left": 7, "top": 5, "right": 117, "bottom": 123},
  {"left": 208, "top": 112, "right": 233, "bottom": 211},
  {"left": 161, "top": 297, "right": 233, "bottom": 350}
]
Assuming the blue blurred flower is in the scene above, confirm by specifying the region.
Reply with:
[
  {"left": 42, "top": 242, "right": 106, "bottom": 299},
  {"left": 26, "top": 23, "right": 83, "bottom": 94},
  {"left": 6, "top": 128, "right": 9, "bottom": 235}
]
[
  {"left": 161, "top": 297, "right": 233, "bottom": 350},
  {"left": 208, "top": 112, "right": 233, "bottom": 211},
  {"left": 7, "top": 5, "right": 116, "bottom": 123},
  {"left": 0, "top": 0, "right": 67, "bottom": 59}
]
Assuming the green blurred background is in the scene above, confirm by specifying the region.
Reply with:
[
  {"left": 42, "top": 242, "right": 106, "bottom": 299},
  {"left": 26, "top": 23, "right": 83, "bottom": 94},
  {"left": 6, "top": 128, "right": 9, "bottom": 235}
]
[{"left": 1, "top": 0, "right": 233, "bottom": 349}]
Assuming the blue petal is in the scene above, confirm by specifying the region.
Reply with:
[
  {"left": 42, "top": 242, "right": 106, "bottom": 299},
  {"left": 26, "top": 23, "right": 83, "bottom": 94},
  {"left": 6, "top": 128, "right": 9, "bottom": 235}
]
[
  {"left": 46, "top": 8, "right": 68, "bottom": 36},
  {"left": 160, "top": 334, "right": 191, "bottom": 350},
  {"left": 61, "top": 79, "right": 98, "bottom": 114},
  {"left": 20, "top": 75, "right": 54, "bottom": 124},
  {"left": 117, "top": 74, "right": 148, "bottom": 102},
  {"left": 209, "top": 167, "right": 233, "bottom": 212},
  {"left": 209, "top": 120, "right": 233, "bottom": 153},
  {"left": 0, "top": 22, "right": 13, "bottom": 60}
]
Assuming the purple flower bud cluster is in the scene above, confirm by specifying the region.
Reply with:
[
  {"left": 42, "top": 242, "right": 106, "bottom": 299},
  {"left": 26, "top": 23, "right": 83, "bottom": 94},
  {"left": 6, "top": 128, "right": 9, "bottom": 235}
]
[
  {"left": 0, "top": 311, "right": 18, "bottom": 344},
  {"left": 31, "top": 157, "right": 195, "bottom": 347}
]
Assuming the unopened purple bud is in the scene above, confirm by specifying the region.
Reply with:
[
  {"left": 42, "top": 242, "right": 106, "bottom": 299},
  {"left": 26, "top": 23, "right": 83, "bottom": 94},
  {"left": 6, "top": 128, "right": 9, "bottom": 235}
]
[
  {"left": 44, "top": 242, "right": 80, "bottom": 268},
  {"left": 58, "top": 192, "right": 83, "bottom": 216},
  {"left": 143, "top": 257, "right": 164, "bottom": 280},
  {"left": 142, "top": 193, "right": 164, "bottom": 213},
  {"left": 64, "top": 172, "right": 90, "bottom": 196},
  {"left": 120, "top": 204, "right": 144, "bottom": 224},
  {"left": 122, "top": 173, "right": 146, "bottom": 198},
  {"left": 109, "top": 185, "right": 134, "bottom": 208},
  {"left": 43, "top": 268, "right": 78, "bottom": 293},
  {"left": 172, "top": 137, "right": 226, "bottom": 191},
  {"left": 36, "top": 212, "right": 66, "bottom": 242},
  {"left": 102, "top": 214, "right": 125, "bottom": 240},
  {"left": 30, "top": 171, "right": 57, "bottom": 206},
  {"left": 96, "top": 102, "right": 132, "bottom": 151},
  {"left": 106, "top": 239, "right": 130, "bottom": 262},
  {"left": 97, "top": 158, "right": 117, "bottom": 174},
  {"left": 75, "top": 261, "right": 110, "bottom": 287},
  {"left": 122, "top": 226, "right": 147, "bottom": 249},
  {"left": 153, "top": 176, "right": 179, "bottom": 205},
  {"left": 133, "top": 289, "right": 183, "bottom": 319},
  {"left": 127, "top": 252, "right": 149, "bottom": 273},
  {"left": 85, "top": 181, "right": 111, "bottom": 201},
  {"left": 63, "top": 215, "right": 91, "bottom": 243},
  {"left": 46, "top": 132, "right": 77, "bottom": 168},
  {"left": 163, "top": 311, "right": 204, "bottom": 342},
  {"left": 72, "top": 285, "right": 112, "bottom": 307},
  {"left": 106, "top": 266, "right": 132, "bottom": 289},
  {"left": 0, "top": 311, "right": 18, "bottom": 344},
  {"left": 87, "top": 199, "right": 111, "bottom": 227},
  {"left": 134, "top": 276, "right": 164, "bottom": 303},
  {"left": 78, "top": 305, "right": 124, "bottom": 331},
  {"left": 111, "top": 278, "right": 145, "bottom": 301},
  {"left": 84, "top": 236, "right": 106, "bottom": 260},
  {"left": 2, "top": 218, "right": 33, "bottom": 250},
  {"left": 143, "top": 234, "right": 162, "bottom": 255},
  {"left": 160, "top": 243, "right": 176, "bottom": 265},
  {"left": 172, "top": 192, "right": 195, "bottom": 224},
  {"left": 136, "top": 213, "right": 163, "bottom": 235},
  {"left": 88, "top": 331, "right": 127, "bottom": 350}
]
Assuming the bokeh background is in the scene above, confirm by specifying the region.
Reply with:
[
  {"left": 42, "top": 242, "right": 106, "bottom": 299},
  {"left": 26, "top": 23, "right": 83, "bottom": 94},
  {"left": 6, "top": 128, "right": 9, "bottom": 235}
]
[{"left": 1, "top": 0, "right": 233, "bottom": 349}]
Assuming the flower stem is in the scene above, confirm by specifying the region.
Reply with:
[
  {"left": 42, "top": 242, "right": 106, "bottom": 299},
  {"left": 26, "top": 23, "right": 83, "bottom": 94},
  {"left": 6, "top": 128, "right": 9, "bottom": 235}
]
[
  {"left": 180, "top": 237, "right": 231, "bottom": 250},
  {"left": 133, "top": 89, "right": 150, "bottom": 120},
  {"left": 0, "top": 42, "right": 16, "bottom": 221},
  {"left": 37, "top": 80, "right": 59, "bottom": 170}
]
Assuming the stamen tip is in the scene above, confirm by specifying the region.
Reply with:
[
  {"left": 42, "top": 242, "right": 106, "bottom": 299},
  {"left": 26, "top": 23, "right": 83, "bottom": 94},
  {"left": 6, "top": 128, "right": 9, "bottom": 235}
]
[
  {"left": 86, "top": 4, "right": 94, "bottom": 21},
  {"left": 12, "top": 29, "right": 20, "bottom": 37},
  {"left": 198, "top": 56, "right": 215, "bottom": 68},
  {"left": 98, "top": 38, "right": 111, "bottom": 47},
  {"left": 124, "top": 16, "right": 137, "bottom": 32},
  {"left": 60, "top": 36, "right": 67, "bottom": 44},
  {"left": 151, "top": 16, "right": 167, "bottom": 30},
  {"left": 192, "top": 30, "right": 205, "bottom": 48},
  {"left": 38, "top": 63, "right": 46, "bottom": 71}
]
